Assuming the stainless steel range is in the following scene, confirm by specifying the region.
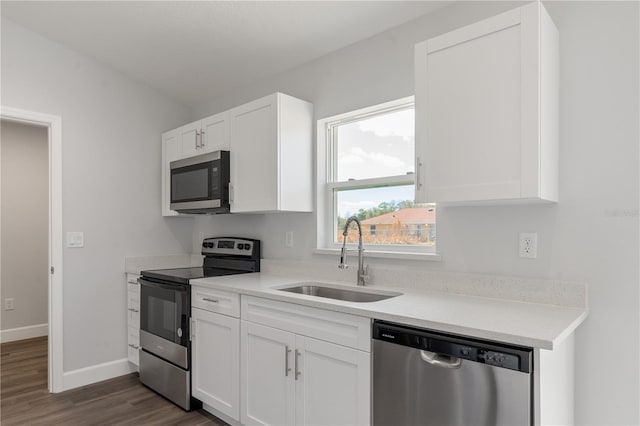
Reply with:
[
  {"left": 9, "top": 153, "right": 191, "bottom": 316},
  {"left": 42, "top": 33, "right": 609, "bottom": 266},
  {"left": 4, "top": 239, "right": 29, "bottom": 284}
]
[{"left": 138, "top": 237, "right": 260, "bottom": 410}]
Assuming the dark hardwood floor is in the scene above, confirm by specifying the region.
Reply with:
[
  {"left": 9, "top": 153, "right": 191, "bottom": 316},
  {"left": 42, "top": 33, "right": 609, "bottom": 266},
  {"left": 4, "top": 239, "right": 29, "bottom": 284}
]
[{"left": 1, "top": 337, "right": 225, "bottom": 425}]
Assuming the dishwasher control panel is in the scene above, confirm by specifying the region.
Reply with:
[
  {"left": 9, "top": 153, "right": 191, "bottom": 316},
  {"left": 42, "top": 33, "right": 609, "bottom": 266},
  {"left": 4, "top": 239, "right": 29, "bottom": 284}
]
[{"left": 373, "top": 320, "right": 532, "bottom": 373}]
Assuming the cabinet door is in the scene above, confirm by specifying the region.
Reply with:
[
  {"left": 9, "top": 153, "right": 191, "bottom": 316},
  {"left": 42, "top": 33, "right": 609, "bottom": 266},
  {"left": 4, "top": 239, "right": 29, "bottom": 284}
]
[
  {"left": 295, "top": 336, "right": 371, "bottom": 426},
  {"left": 192, "top": 308, "right": 240, "bottom": 420},
  {"left": 415, "top": 4, "right": 548, "bottom": 203},
  {"left": 161, "top": 130, "right": 180, "bottom": 216},
  {"left": 241, "top": 320, "right": 295, "bottom": 426},
  {"left": 201, "top": 112, "right": 229, "bottom": 153},
  {"left": 178, "top": 120, "right": 202, "bottom": 158},
  {"left": 229, "top": 94, "right": 278, "bottom": 213}
]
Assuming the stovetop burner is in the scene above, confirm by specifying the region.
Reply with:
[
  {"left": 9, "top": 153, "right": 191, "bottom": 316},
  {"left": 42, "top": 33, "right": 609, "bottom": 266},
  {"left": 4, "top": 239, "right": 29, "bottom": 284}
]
[
  {"left": 140, "top": 266, "right": 247, "bottom": 285},
  {"left": 140, "top": 237, "right": 260, "bottom": 285}
]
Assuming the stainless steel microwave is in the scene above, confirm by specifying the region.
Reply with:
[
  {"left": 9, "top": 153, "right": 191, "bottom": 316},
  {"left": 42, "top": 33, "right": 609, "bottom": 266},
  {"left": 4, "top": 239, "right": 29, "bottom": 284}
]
[{"left": 170, "top": 151, "right": 230, "bottom": 214}]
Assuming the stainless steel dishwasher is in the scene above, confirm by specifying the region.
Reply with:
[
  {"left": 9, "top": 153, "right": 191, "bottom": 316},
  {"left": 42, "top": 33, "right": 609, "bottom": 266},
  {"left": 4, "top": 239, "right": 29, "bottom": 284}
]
[{"left": 373, "top": 320, "right": 533, "bottom": 426}]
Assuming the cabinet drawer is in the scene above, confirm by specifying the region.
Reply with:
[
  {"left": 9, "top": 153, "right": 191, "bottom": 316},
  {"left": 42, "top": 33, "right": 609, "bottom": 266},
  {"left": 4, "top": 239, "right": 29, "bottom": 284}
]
[
  {"left": 192, "top": 286, "right": 240, "bottom": 318},
  {"left": 128, "top": 326, "right": 140, "bottom": 366},
  {"left": 127, "top": 274, "right": 140, "bottom": 294},
  {"left": 128, "top": 292, "right": 140, "bottom": 310},
  {"left": 242, "top": 296, "right": 371, "bottom": 352}
]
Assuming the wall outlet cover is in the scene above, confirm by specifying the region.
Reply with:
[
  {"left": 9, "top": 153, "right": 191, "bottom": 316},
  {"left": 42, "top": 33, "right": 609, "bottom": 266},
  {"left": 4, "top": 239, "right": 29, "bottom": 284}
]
[
  {"left": 66, "top": 231, "right": 84, "bottom": 248},
  {"left": 4, "top": 298, "right": 15, "bottom": 311},
  {"left": 519, "top": 232, "right": 538, "bottom": 259}
]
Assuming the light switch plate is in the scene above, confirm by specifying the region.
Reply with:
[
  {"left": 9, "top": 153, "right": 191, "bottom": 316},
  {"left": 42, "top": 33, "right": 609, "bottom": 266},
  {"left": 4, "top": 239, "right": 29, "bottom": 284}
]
[{"left": 66, "top": 231, "right": 84, "bottom": 248}]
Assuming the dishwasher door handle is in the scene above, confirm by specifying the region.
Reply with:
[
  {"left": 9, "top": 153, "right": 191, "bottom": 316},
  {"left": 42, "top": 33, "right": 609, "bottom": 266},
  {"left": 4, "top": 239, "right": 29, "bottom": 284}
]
[{"left": 420, "top": 350, "right": 462, "bottom": 369}]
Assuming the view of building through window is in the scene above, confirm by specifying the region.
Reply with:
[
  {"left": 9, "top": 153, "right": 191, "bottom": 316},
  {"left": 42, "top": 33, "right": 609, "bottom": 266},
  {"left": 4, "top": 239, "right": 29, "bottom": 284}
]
[{"left": 330, "top": 102, "right": 435, "bottom": 247}]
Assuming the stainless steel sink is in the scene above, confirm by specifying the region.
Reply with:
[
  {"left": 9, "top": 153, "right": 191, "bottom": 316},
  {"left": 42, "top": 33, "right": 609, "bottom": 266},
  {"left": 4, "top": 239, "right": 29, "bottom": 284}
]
[{"left": 278, "top": 283, "right": 401, "bottom": 303}]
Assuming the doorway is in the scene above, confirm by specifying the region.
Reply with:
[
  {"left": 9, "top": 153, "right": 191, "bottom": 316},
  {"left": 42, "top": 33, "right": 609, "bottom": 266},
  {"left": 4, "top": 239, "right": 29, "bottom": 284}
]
[{"left": 0, "top": 107, "right": 63, "bottom": 392}]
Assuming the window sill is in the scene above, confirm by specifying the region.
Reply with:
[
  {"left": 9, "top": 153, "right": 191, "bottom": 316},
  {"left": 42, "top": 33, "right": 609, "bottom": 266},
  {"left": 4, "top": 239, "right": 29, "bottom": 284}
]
[{"left": 312, "top": 248, "right": 442, "bottom": 262}]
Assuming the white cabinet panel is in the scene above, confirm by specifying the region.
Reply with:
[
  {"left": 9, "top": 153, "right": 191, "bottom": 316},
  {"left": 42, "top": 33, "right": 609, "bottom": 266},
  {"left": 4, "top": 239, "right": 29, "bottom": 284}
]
[
  {"left": 178, "top": 121, "right": 201, "bottom": 158},
  {"left": 295, "top": 335, "right": 370, "bottom": 426},
  {"left": 229, "top": 96, "right": 278, "bottom": 213},
  {"left": 192, "top": 308, "right": 240, "bottom": 420},
  {"left": 415, "top": 2, "right": 558, "bottom": 204},
  {"left": 229, "top": 93, "right": 313, "bottom": 213},
  {"left": 241, "top": 320, "right": 296, "bottom": 426},
  {"left": 201, "top": 112, "right": 229, "bottom": 153}
]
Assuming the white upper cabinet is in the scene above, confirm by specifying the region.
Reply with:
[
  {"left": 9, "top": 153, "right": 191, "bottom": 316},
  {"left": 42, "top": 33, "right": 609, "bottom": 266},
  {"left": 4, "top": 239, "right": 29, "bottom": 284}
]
[
  {"left": 414, "top": 2, "right": 559, "bottom": 204},
  {"left": 228, "top": 93, "right": 313, "bottom": 213},
  {"left": 201, "top": 112, "right": 230, "bottom": 153},
  {"left": 178, "top": 111, "right": 230, "bottom": 158},
  {"left": 178, "top": 120, "right": 202, "bottom": 158}
]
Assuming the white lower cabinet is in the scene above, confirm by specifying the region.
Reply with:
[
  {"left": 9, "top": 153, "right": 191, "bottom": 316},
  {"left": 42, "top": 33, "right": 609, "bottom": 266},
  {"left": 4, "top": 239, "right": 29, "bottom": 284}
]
[
  {"left": 125, "top": 273, "right": 140, "bottom": 368},
  {"left": 294, "top": 334, "right": 370, "bottom": 426},
  {"left": 192, "top": 307, "right": 240, "bottom": 420},
  {"left": 241, "top": 321, "right": 295, "bottom": 426},
  {"left": 191, "top": 286, "right": 241, "bottom": 422},
  {"left": 240, "top": 296, "right": 371, "bottom": 426}
]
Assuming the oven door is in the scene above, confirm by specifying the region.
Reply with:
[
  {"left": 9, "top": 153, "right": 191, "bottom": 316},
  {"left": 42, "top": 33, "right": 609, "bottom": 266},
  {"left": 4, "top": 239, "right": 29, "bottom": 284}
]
[
  {"left": 139, "top": 278, "right": 189, "bottom": 347},
  {"left": 170, "top": 151, "right": 228, "bottom": 212}
]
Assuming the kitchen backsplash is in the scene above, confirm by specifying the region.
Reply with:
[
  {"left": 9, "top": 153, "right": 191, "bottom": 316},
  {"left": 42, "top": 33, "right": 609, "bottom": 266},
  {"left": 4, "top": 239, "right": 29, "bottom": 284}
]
[{"left": 261, "top": 259, "right": 587, "bottom": 309}]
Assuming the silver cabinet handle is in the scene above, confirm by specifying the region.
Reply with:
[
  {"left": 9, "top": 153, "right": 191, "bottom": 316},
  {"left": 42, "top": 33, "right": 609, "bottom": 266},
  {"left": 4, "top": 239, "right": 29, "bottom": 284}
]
[
  {"left": 128, "top": 344, "right": 140, "bottom": 349},
  {"left": 128, "top": 308, "right": 139, "bottom": 313},
  {"left": 285, "top": 346, "right": 292, "bottom": 376},
  {"left": 416, "top": 156, "right": 423, "bottom": 189},
  {"left": 202, "top": 297, "right": 219, "bottom": 303},
  {"left": 200, "top": 129, "right": 205, "bottom": 149},
  {"left": 127, "top": 280, "right": 139, "bottom": 285},
  {"left": 420, "top": 350, "right": 462, "bottom": 369},
  {"left": 195, "top": 130, "right": 201, "bottom": 149},
  {"left": 294, "top": 349, "right": 301, "bottom": 380}
]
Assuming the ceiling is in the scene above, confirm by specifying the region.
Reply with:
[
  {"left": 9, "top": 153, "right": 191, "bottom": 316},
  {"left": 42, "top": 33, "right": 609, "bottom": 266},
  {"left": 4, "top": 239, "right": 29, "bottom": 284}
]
[{"left": 2, "top": 1, "right": 449, "bottom": 107}]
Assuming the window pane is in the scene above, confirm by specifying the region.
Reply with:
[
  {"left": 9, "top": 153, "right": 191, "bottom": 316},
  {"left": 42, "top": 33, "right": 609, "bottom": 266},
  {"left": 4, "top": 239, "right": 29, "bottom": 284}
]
[
  {"left": 335, "top": 108, "right": 414, "bottom": 181},
  {"left": 335, "top": 185, "right": 435, "bottom": 246}
]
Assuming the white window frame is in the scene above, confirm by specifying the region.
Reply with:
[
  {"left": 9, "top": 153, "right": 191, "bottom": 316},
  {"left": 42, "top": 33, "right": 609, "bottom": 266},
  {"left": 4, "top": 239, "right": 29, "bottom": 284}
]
[{"left": 314, "top": 96, "right": 440, "bottom": 261}]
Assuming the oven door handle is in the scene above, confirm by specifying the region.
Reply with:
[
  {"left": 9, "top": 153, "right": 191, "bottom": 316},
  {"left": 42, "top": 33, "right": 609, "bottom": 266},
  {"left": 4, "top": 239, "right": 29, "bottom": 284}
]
[{"left": 139, "top": 278, "right": 187, "bottom": 292}]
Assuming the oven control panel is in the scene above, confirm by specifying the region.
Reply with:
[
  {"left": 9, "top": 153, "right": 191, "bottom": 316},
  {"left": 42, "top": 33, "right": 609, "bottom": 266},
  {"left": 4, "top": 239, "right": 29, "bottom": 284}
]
[{"left": 201, "top": 237, "right": 257, "bottom": 257}]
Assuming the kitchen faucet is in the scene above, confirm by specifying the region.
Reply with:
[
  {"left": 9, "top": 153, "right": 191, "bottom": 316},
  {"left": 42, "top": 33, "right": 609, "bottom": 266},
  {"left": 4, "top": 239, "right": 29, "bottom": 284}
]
[{"left": 338, "top": 216, "right": 369, "bottom": 286}]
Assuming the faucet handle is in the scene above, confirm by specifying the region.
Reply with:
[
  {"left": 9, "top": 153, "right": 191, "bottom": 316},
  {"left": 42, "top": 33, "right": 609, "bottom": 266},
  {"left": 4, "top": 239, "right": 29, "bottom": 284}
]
[{"left": 338, "top": 246, "right": 349, "bottom": 269}]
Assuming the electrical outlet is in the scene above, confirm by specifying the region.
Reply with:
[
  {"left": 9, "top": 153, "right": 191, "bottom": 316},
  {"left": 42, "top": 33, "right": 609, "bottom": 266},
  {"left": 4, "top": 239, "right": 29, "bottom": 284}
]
[
  {"left": 4, "top": 298, "right": 14, "bottom": 311},
  {"left": 285, "top": 231, "right": 294, "bottom": 248},
  {"left": 519, "top": 233, "right": 538, "bottom": 259},
  {"left": 66, "top": 231, "right": 84, "bottom": 248}
]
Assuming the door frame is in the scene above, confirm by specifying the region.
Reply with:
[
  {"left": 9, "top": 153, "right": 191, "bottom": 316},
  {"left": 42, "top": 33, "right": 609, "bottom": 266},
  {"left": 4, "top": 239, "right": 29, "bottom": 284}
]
[{"left": 0, "top": 106, "right": 63, "bottom": 392}]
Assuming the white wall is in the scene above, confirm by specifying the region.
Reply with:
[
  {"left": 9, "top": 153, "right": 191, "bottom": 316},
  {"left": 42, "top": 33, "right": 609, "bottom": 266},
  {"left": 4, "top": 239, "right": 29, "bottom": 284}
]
[
  {"left": 192, "top": 2, "right": 639, "bottom": 424},
  {"left": 1, "top": 18, "right": 194, "bottom": 372},
  {"left": 1, "top": 120, "right": 49, "bottom": 332}
]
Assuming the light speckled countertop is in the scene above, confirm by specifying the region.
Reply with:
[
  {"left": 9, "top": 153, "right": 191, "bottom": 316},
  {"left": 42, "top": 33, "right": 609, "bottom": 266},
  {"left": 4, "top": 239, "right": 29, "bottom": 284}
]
[{"left": 191, "top": 272, "right": 587, "bottom": 350}]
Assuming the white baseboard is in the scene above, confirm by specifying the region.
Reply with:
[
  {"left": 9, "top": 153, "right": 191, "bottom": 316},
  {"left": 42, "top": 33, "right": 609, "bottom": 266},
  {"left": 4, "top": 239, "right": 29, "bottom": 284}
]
[
  {"left": 0, "top": 323, "right": 48, "bottom": 343},
  {"left": 63, "top": 358, "right": 136, "bottom": 391}
]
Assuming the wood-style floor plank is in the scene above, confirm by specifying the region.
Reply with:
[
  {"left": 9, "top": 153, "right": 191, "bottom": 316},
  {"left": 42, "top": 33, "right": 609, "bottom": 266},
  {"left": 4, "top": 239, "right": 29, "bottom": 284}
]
[{"left": 1, "top": 337, "right": 225, "bottom": 425}]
